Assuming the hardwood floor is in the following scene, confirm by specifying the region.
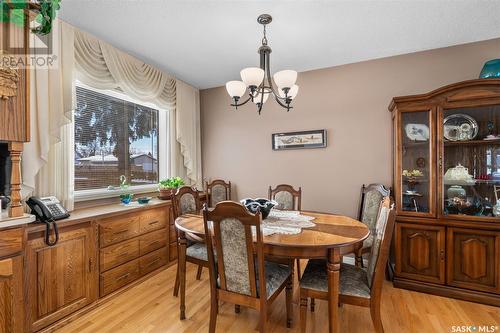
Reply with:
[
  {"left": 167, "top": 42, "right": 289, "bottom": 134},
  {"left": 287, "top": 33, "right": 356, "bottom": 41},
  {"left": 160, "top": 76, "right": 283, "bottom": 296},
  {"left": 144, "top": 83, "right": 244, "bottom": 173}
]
[{"left": 56, "top": 262, "right": 500, "bottom": 333}]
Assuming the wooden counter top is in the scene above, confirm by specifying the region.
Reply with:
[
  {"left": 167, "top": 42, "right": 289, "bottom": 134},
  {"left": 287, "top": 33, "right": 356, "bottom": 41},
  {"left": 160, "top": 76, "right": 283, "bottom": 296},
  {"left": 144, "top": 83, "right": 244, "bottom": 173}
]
[{"left": 27, "top": 199, "right": 172, "bottom": 233}]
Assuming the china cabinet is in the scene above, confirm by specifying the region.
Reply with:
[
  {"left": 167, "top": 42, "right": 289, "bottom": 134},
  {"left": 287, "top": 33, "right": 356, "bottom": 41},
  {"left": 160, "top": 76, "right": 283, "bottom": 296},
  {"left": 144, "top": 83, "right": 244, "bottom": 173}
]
[{"left": 390, "top": 79, "right": 500, "bottom": 306}]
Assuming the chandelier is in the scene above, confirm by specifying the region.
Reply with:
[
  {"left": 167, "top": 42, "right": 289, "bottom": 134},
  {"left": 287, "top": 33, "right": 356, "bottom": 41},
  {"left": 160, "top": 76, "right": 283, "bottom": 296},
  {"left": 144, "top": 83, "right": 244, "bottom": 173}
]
[{"left": 225, "top": 14, "right": 299, "bottom": 115}]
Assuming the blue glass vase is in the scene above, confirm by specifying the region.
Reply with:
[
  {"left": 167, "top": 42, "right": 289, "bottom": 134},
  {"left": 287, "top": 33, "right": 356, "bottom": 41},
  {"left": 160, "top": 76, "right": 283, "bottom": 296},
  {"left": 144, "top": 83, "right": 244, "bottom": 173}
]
[{"left": 479, "top": 59, "right": 500, "bottom": 78}]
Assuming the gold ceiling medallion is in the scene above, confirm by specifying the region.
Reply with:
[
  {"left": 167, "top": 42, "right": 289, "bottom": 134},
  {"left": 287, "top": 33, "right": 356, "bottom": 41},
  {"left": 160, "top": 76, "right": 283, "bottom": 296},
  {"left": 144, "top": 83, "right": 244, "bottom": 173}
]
[{"left": 0, "top": 52, "right": 19, "bottom": 100}]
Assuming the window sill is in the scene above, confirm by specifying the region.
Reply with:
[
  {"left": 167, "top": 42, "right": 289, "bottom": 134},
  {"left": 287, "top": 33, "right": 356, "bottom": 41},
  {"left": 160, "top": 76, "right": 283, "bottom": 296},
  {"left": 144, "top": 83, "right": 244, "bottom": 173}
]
[{"left": 74, "top": 185, "right": 159, "bottom": 202}]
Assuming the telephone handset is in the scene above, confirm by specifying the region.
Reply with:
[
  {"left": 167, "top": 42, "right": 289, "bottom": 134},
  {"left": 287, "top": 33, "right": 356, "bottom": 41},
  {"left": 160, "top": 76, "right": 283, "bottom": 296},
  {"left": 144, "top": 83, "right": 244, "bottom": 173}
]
[{"left": 27, "top": 196, "right": 70, "bottom": 246}]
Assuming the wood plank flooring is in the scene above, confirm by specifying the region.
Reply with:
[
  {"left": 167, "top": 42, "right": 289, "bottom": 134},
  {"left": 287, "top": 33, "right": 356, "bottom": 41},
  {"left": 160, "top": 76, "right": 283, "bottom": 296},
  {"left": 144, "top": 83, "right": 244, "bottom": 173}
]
[{"left": 56, "top": 262, "right": 500, "bottom": 333}]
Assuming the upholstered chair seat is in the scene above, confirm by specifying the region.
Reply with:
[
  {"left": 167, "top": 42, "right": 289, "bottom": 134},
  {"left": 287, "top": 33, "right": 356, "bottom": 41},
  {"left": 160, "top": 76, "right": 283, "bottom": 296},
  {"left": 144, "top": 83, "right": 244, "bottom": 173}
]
[
  {"left": 300, "top": 259, "right": 371, "bottom": 299},
  {"left": 257, "top": 262, "right": 292, "bottom": 299},
  {"left": 186, "top": 243, "right": 209, "bottom": 261}
]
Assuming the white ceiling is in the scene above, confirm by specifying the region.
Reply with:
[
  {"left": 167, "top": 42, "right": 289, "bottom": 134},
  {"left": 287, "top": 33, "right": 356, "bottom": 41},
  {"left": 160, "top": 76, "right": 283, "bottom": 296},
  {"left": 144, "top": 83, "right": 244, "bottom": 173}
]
[{"left": 59, "top": 0, "right": 500, "bottom": 89}]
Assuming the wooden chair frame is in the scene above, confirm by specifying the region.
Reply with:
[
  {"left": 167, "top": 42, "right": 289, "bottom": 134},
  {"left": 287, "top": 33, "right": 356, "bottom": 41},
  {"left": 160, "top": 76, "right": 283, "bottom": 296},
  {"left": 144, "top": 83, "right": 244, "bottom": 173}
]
[
  {"left": 300, "top": 199, "right": 396, "bottom": 333},
  {"left": 171, "top": 186, "right": 207, "bottom": 319},
  {"left": 203, "top": 201, "right": 293, "bottom": 333},
  {"left": 268, "top": 184, "right": 302, "bottom": 211},
  {"left": 205, "top": 179, "right": 232, "bottom": 207},
  {"left": 355, "top": 183, "right": 390, "bottom": 267}
]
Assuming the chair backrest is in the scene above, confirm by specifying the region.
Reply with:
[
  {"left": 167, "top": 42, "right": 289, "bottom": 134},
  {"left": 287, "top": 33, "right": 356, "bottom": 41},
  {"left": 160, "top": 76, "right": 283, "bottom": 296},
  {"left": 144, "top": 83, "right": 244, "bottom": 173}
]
[
  {"left": 203, "top": 201, "right": 267, "bottom": 300},
  {"left": 172, "top": 186, "right": 201, "bottom": 218},
  {"left": 367, "top": 197, "right": 396, "bottom": 297},
  {"left": 358, "top": 184, "right": 390, "bottom": 233},
  {"left": 206, "top": 179, "right": 231, "bottom": 207},
  {"left": 268, "top": 184, "right": 302, "bottom": 210}
]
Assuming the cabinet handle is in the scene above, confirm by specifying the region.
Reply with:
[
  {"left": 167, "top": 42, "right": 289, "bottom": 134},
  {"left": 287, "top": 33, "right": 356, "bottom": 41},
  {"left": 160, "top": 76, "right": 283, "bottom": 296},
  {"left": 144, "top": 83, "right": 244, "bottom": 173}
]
[
  {"left": 88, "top": 258, "right": 93, "bottom": 273},
  {"left": 438, "top": 156, "right": 443, "bottom": 170},
  {"left": 149, "top": 221, "right": 159, "bottom": 226},
  {"left": 440, "top": 250, "right": 445, "bottom": 260},
  {"left": 113, "top": 229, "right": 129, "bottom": 236},
  {"left": 116, "top": 272, "right": 131, "bottom": 281}
]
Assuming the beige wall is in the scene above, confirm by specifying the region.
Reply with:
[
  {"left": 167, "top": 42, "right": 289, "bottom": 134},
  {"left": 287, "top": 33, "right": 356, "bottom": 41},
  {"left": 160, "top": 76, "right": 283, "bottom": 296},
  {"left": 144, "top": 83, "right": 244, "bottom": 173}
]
[{"left": 200, "top": 38, "right": 500, "bottom": 217}]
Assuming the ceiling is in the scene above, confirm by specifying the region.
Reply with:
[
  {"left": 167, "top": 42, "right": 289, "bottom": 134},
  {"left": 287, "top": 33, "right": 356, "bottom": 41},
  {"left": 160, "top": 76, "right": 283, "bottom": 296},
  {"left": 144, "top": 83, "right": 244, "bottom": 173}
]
[{"left": 59, "top": 0, "right": 500, "bottom": 89}]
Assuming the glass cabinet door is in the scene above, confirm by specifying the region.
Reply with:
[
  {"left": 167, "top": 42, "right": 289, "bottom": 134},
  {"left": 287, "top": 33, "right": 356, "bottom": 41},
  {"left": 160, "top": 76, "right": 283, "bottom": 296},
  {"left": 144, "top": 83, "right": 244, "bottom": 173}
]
[
  {"left": 398, "top": 110, "right": 434, "bottom": 216},
  {"left": 441, "top": 105, "right": 500, "bottom": 220}
]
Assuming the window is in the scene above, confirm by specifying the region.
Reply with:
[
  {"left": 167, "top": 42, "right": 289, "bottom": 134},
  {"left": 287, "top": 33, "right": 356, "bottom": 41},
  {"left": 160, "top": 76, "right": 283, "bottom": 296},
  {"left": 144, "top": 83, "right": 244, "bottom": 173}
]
[{"left": 74, "top": 83, "right": 167, "bottom": 198}]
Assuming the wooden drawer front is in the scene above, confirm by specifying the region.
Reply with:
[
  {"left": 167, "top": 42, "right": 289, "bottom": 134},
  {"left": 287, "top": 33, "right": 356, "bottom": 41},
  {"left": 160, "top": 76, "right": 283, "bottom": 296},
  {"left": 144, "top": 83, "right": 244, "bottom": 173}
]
[
  {"left": 0, "top": 228, "right": 23, "bottom": 257},
  {"left": 100, "top": 259, "right": 140, "bottom": 296},
  {"left": 447, "top": 228, "right": 500, "bottom": 294},
  {"left": 169, "top": 225, "right": 176, "bottom": 243},
  {"left": 99, "top": 214, "right": 140, "bottom": 247},
  {"left": 140, "top": 229, "right": 167, "bottom": 256},
  {"left": 395, "top": 223, "right": 445, "bottom": 284},
  {"left": 140, "top": 208, "right": 168, "bottom": 234},
  {"left": 100, "top": 238, "right": 140, "bottom": 272},
  {"left": 140, "top": 248, "right": 168, "bottom": 275},
  {"left": 169, "top": 242, "right": 178, "bottom": 261}
]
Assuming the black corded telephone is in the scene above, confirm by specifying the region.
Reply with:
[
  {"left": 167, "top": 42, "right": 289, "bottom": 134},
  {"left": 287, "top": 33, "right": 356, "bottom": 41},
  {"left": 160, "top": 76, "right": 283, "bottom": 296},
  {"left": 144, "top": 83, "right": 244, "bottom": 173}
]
[{"left": 27, "top": 196, "right": 70, "bottom": 246}]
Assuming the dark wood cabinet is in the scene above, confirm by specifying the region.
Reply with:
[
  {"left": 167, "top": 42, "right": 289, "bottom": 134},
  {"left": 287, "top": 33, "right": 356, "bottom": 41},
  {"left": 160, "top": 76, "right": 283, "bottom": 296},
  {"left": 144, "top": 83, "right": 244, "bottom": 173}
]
[
  {"left": 25, "top": 221, "right": 98, "bottom": 332},
  {"left": 447, "top": 227, "right": 500, "bottom": 293},
  {"left": 391, "top": 79, "right": 500, "bottom": 306},
  {"left": 395, "top": 222, "right": 445, "bottom": 284}
]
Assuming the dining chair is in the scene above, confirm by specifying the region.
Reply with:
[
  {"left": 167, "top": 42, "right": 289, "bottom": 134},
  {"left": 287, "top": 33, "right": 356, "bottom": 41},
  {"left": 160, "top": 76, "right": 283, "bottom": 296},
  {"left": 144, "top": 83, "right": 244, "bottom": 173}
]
[
  {"left": 269, "top": 184, "right": 303, "bottom": 279},
  {"left": 205, "top": 179, "right": 231, "bottom": 207},
  {"left": 171, "top": 185, "right": 208, "bottom": 319},
  {"left": 203, "top": 201, "right": 293, "bottom": 333},
  {"left": 299, "top": 197, "right": 395, "bottom": 333},
  {"left": 268, "top": 184, "right": 302, "bottom": 210},
  {"left": 355, "top": 184, "right": 390, "bottom": 267}
]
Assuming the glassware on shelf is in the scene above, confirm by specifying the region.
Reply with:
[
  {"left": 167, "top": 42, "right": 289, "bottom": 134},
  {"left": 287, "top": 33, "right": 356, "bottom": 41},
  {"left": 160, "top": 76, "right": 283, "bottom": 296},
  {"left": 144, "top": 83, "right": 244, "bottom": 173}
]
[{"left": 493, "top": 200, "right": 500, "bottom": 217}]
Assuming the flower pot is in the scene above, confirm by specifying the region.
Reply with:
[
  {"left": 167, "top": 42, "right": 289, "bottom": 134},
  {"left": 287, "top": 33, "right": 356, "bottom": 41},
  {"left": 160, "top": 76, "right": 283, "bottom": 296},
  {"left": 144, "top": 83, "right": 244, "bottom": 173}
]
[{"left": 159, "top": 188, "right": 176, "bottom": 200}]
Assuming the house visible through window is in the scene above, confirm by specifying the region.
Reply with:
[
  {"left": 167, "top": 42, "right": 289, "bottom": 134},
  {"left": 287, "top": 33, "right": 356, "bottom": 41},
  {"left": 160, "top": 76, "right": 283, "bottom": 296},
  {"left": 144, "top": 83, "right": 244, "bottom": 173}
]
[{"left": 74, "top": 83, "right": 162, "bottom": 193}]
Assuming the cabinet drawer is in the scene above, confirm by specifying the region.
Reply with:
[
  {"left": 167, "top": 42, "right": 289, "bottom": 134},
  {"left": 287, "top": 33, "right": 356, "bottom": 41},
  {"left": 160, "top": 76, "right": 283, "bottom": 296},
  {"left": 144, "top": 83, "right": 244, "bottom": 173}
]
[
  {"left": 169, "top": 242, "right": 178, "bottom": 261},
  {"left": 100, "top": 259, "right": 140, "bottom": 296},
  {"left": 99, "top": 214, "right": 140, "bottom": 247},
  {"left": 0, "top": 228, "right": 23, "bottom": 257},
  {"left": 140, "top": 248, "right": 168, "bottom": 275},
  {"left": 140, "top": 208, "right": 168, "bottom": 234},
  {"left": 169, "top": 225, "right": 176, "bottom": 243},
  {"left": 140, "top": 229, "right": 167, "bottom": 256},
  {"left": 100, "top": 238, "right": 140, "bottom": 272}
]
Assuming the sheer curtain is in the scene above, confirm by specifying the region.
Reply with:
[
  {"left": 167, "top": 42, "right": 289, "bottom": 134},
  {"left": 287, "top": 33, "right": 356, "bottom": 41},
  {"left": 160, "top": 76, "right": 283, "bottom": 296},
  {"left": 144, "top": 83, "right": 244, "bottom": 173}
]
[{"left": 22, "top": 20, "right": 76, "bottom": 210}]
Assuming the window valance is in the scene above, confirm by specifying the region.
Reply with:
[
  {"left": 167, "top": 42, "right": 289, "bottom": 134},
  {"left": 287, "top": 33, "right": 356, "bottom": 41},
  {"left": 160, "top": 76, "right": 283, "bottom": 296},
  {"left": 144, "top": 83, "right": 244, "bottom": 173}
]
[{"left": 74, "top": 30, "right": 176, "bottom": 110}]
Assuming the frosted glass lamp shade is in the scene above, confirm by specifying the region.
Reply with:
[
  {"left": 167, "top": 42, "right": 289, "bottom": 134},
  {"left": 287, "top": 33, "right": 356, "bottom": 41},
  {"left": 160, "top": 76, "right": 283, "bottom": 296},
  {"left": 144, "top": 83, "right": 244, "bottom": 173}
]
[
  {"left": 278, "top": 84, "right": 299, "bottom": 99},
  {"left": 273, "top": 70, "right": 297, "bottom": 89},
  {"left": 226, "top": 81, "right": 247, "bottom": 98},
  {"left": 240, "top": 67, "right": 264, "bottom": 87},
  {"left": 253, "top": 92, "right": 270, "bottom": 104}
]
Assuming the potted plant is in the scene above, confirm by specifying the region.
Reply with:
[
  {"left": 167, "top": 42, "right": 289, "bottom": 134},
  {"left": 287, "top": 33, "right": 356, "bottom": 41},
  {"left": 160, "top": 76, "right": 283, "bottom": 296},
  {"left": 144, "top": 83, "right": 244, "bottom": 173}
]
[{"left": 158, "top": 177, "right": 185, "bottom": 200}]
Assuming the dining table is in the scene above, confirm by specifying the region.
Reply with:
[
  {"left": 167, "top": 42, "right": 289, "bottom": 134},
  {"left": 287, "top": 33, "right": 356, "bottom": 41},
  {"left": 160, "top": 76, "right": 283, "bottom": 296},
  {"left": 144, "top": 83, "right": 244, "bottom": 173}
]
[{"left": 175, "top": 211, "right": 370, "bottom": 333}]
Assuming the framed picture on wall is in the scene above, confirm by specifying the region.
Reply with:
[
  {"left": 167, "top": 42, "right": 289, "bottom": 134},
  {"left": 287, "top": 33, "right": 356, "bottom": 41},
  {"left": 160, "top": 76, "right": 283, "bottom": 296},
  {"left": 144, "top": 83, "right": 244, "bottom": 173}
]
[{"left": 272, "top": 129, "right": 327, "bottom": 150}]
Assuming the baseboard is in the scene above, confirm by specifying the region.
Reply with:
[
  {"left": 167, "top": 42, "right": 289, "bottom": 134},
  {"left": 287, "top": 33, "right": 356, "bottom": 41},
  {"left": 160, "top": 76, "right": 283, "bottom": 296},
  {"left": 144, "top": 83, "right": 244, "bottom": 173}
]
[{"left": 393, "top": 277, "right": 500, "bottom": 307}]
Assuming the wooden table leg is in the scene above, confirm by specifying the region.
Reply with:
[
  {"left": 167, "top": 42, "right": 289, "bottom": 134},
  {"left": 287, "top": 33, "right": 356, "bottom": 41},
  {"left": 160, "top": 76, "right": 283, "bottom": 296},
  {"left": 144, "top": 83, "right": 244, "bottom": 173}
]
[
  {"left": 178, "top": 234, "right": 188, "bottom": 320},
  {"left": 327, "top": 248, "right": 341, "bottom": 333}
]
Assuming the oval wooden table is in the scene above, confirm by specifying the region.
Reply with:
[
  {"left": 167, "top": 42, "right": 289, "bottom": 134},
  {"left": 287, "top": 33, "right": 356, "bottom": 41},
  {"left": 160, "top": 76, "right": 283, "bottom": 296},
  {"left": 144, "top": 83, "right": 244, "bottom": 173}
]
[{"left": 175, "top": 211, "right": 370, "bottom": 333}]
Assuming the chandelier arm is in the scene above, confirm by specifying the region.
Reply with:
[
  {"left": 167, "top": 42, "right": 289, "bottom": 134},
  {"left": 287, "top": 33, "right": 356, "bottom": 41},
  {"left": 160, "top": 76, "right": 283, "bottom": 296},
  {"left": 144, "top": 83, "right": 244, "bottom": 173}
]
[
  {"left": 273, "top": 95, "right": 292, "bottom": 109},
  {"left": 230, "top": 95, "right": 252, "bottom": 107}
]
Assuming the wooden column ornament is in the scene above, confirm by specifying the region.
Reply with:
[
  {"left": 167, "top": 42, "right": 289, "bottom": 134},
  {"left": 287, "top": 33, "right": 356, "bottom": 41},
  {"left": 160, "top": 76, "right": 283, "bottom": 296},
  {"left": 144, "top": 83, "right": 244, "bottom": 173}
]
[{"left": 8, "top": 142, "right": 23, "bottom": 217}]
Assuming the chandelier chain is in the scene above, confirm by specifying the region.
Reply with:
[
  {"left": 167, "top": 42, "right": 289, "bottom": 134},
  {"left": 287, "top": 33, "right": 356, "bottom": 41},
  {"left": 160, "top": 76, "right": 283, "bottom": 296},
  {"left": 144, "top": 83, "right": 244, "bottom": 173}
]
[{"left": 262, "top": 24, "right": 268, "bottom": 46}]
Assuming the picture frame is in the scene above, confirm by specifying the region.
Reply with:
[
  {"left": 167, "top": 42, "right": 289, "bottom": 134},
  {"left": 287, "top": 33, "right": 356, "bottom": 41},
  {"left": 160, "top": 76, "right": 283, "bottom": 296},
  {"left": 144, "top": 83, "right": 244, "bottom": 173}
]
[{"left": 272, "top": 129, "right": 327, "bottom": 150}]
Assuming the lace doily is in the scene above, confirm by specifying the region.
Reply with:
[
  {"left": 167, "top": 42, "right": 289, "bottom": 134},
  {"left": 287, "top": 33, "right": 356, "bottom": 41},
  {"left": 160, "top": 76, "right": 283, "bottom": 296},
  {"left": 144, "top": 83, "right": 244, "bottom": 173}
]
[{"left": 261, "top": 210, "right": 316, "bottom": 236}]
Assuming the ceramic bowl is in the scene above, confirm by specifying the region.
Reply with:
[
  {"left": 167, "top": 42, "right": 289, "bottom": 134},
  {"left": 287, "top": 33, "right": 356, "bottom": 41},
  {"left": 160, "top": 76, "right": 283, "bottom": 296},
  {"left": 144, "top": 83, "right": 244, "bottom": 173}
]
[
  {"left": 240, "top": 198, "right": 277, "bottom": 219},
  {"left": 137, "top": 197, "right": 152, "bottom": 204}
]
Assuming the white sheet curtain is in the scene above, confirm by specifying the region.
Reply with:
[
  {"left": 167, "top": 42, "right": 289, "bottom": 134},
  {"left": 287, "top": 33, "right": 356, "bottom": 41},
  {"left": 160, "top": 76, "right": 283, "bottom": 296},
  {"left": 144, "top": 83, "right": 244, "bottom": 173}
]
[
  {"left": 22, "top": 20, "right": 76, "bottom": 210},
  {"left": 22, "top": 23, "right": 202, "bottom": 207}
]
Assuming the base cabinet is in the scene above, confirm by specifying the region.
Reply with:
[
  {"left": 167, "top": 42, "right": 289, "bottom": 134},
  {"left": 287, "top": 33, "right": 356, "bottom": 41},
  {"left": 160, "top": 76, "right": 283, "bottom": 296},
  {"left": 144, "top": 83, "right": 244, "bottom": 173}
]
[
  {"left": 395, "top": 222, "right": 446, "bottom": 284},
  {"left": 447, "top": 228, "right": 500, "bottom": 294},
  {"left": 25, "top": 222, "right": 98, "bottom": 332},
  {"left": 0, "top": 255, "right": 24, "bottom": 333}
]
